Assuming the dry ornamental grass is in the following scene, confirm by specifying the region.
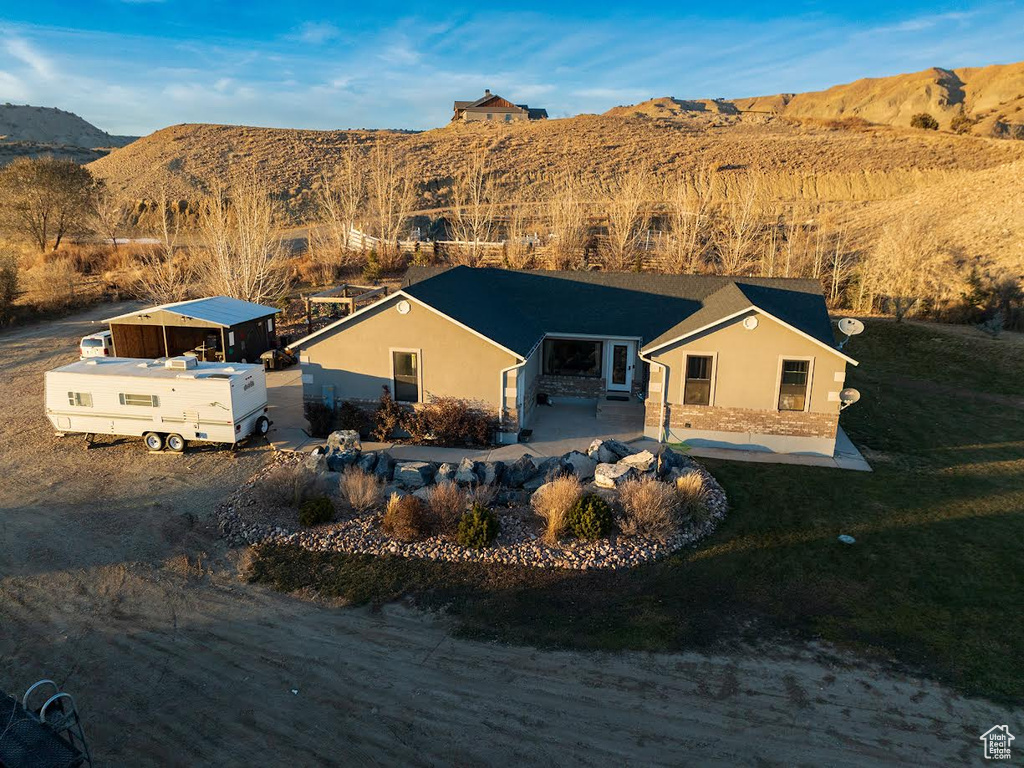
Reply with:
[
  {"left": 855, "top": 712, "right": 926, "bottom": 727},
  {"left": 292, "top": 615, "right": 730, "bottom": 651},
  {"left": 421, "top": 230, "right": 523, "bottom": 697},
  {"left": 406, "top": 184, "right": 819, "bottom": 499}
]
[
  {"left": 530, "top": 475, "right": 583, "bottom": 544},
  {"left": 618, "top": 477, "right": 680, "bottom": 540},
  {"left": 426, "top": 482, "right": 467, "bottom": 534},
  {"left": 339, "top": 467, "right": 384, "bottom": 513}
]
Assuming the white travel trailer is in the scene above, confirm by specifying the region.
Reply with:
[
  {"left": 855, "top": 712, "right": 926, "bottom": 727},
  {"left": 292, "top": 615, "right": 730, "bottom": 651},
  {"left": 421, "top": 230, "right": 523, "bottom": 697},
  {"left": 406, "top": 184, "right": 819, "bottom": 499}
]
[{"left": 44, "top": 356, "right": 271, "bottom": 452}]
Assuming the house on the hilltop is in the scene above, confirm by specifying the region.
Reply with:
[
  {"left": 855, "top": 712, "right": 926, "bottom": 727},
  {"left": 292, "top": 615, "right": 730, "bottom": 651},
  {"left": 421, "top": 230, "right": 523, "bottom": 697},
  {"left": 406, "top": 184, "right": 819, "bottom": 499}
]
[
  {"left": 452, "top": 90, "right": 548, "bottom": 123},
  {"left": 290, "top": 266, "right": 857, "bottom": 457}
]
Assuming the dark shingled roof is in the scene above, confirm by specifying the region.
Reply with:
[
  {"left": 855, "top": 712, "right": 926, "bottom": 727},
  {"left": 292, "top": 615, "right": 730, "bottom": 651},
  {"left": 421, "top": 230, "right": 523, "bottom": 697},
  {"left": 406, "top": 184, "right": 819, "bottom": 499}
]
[{"left": 401, "top": 266, "right": 842, "bottom": 358}]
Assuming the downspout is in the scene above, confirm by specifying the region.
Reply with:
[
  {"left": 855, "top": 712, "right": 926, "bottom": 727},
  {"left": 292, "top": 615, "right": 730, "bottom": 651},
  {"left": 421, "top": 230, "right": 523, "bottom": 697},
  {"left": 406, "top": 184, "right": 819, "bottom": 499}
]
[{"left": 638, "top": 349, "right": 667, "bottom": 443}]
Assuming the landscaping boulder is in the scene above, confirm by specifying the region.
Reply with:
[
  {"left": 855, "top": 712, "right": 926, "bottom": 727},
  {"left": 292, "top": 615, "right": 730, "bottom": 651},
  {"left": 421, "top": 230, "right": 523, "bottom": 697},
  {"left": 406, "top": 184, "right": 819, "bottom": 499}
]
[
  {"left": 393, "top": 461, "right": 436, "bottom": 489},
  {"left": 304, "top": 446, "right": 328, "bottom": 473},
  {"left": 480, "top": 461, "right": 505, "bottom": 486},
  {"left": 522, "top": 473, "right": 549, "bottom": 493},
  {"left": 536, "top": 456, "right": 572, "bottom": 481},
  {"left": 355, "top": 450, "right": 378, "bottom": 474},
  {"left": 382, "top": 484, "right": 407, "bottom": 500},
  {"left": 586, "top": 439, "right": 618, "bottom": 464},
  {"left": 373, "top": 452, "right": 396, "bottom": 482},
  {"left": 504, "top": 454, "right": 538, "bottom": 488},
  {"left": 594, "top": 462, "right": 638, "bottom": 488},
  {"left": 326, "top": 429, "right": 361, "bottom": 452},
  {"left": 617, "top": 450, "right": 656, "bottom": 476},
  {"left": 602, "top": 439, "right": 637, "bottom": 460},
  {"left": 562, "top": 450, "right": 597, "bottom": 481},
  {"left": 412, "top": 486, "right": 433, "bottom": 502},
  {"left": 435, "top": 462, "right": 458, "bottom": 484},
  {"left": 326, "top": 449, "right": 359, "bottom": 472},
  {"left": 656, "top": 448, "right": 689, "bottom": 478},
  {"left": 455, "top": 457, "right": 482, "bottom": 486}
]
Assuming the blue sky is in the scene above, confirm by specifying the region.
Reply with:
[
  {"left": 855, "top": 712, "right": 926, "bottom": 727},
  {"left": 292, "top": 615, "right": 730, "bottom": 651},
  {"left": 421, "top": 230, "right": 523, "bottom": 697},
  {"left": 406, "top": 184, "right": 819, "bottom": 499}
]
[{"left": 1, "top": 1, "right": 1023, "bottom": 135}]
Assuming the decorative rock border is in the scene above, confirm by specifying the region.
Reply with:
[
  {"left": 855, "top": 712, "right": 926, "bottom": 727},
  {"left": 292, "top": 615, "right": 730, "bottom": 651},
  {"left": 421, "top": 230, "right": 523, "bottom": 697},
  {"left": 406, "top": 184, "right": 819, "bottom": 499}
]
[{"left": 217, "top": 438, "right": 728, "bottom": 571}]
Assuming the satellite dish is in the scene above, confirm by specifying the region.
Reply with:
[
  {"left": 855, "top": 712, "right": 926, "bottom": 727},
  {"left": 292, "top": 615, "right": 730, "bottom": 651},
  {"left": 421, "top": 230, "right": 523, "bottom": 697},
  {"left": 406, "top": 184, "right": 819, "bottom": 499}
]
[
  {"left": 838, "top": 318, "right": 865, "bottom": 336},
  {"left": 839, "top": 387, "right": 861, "bottom": 410},
  {"left": 837, "top": 318, "right": 865, "bottom": 350},
  {"left": 742, "top": 316, "right": 759, "bottom": 330}
]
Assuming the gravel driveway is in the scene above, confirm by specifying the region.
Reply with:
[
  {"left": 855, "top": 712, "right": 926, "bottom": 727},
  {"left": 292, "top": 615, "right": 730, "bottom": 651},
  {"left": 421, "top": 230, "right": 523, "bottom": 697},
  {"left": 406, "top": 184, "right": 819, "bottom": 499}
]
[{"left": 0, "top": 304, "right": 1013, "bottom": 767}]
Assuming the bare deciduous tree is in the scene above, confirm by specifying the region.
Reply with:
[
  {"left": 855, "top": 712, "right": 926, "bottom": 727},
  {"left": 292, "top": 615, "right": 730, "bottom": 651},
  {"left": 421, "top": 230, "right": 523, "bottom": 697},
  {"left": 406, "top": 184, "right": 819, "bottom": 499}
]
[
  {"left": 660, "top": 167, "right": 716, "bottom": 274},
  {"left": 545, "top": 171, "right": 591, "bottom": 269},
  {"left": 312, "top": 140, "right": 367, "bottom": 276},
  {"left": 599, "top": 167, "right": 651, "bottom": 271},
  {"left": 131, "top": 248, "right": 194, "bottom": 304},
  {"left": 501, "top": 196, "right": 538, "bottom": 270},
  {"left": 860, "top": 218, "right": 949, "bottom": 321},
  {"left": 447, "top": 149, "right": 498, "bottom": 266},
  {"left": 91, "top": 181, "right": 130, "bottom": 249},
  {"left": 0, "top": 157, "right": 95, "bottom": 251},
  {"left": 192, "top": 175, "right": 290, "bottom": 304},
  {"left": 366, "top": 141, "right": 414, "bottom": 272},
  {"left": 714, "top": 171, "right": 765, "bottom": 275}
]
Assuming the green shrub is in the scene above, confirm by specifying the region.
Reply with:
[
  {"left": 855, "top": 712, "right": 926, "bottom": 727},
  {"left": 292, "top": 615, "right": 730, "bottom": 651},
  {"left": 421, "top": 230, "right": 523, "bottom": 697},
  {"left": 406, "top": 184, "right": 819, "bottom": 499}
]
[
  {"left": 304, "top": 401, "right": 334, "bottom": 438},
  {"left": 910, "top": 112, "right": 939, "bottom": 130},
  {"left": 950, "top": 111, "right": 975, "bottom": 134},
  {"left": 298, "top": 496, "right": 335, "bottom": 527},
  {"left": 567, "top": 493, "right": 613, "bottom": 540},
  {"left": 456, "top": 504, "right": 500, "bottom": 549},
  {"left": 362, "top": 248, "right": 382, "bottom": 282}
]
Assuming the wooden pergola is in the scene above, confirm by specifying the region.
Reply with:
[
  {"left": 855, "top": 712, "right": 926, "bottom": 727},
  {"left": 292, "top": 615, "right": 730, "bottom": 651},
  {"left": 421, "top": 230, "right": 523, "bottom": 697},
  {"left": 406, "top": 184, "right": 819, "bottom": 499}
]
[{"left": 303, "top": 284, "right": 388, "bottom": 334}]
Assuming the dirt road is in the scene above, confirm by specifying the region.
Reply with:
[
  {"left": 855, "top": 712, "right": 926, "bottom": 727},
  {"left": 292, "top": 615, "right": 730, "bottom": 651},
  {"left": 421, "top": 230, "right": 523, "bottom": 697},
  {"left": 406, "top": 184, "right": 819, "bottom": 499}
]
[{"left": 0, "top": 306, "right": 1014, "bottom": 766}]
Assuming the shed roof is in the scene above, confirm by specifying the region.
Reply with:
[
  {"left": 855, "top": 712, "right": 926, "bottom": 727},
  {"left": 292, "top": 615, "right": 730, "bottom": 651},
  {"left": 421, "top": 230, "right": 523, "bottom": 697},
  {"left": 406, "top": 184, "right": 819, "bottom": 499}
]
[
  {"left": 399, "top": 266, "right": 847, "bottom": 360},
  {"left": 104, "top": 296, "right": 279, "bottom": 328}
]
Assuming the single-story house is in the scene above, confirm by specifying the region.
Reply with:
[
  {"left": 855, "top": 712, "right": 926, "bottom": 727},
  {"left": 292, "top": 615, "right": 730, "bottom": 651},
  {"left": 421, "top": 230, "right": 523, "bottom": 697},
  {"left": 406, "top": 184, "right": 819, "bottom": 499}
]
[
  {"left": 104, "top": 296, "right": 280, "bottom": 363},
  {"left": 290, "top": 266, "right": 858, "bottom": 457},
  {"left": 452, "top": 90, "right": 548, "bottom": 123}
]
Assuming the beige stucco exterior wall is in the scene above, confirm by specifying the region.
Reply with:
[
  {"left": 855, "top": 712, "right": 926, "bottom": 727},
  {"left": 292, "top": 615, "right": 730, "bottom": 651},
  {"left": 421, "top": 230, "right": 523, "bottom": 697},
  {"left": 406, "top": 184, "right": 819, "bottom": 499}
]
[
  {"left": 462, "top": 109, "right": 529, "bottom": 122},
  {"left": 649, "top": 310, "right": 847, "bottom": 414},
  {"left": 299, "top": 295, "right": 520, "bottom": 409}
]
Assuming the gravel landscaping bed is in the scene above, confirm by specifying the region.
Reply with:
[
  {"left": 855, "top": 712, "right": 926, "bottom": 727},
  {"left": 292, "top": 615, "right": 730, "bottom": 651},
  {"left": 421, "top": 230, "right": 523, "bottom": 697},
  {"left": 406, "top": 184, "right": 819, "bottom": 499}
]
[{"left": 217, "top": 444, "right": 728, "bottom": 570}]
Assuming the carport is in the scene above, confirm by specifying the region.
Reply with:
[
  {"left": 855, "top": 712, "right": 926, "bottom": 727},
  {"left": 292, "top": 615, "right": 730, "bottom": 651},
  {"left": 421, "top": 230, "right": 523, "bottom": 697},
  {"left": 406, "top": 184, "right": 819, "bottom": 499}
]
[{"left": 104, "top": 296, "right": 281, "bottom": 363}]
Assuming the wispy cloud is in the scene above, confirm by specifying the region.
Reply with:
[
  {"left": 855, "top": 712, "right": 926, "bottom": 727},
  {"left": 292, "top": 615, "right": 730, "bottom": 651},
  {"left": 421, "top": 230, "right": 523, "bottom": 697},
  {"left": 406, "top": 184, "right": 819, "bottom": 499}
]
[
  {"left": 1, "top": 4, "right": 1023, "bottom": 135},
  {"left": 288, "top": 21, "right": 341, "bottom": 45}
]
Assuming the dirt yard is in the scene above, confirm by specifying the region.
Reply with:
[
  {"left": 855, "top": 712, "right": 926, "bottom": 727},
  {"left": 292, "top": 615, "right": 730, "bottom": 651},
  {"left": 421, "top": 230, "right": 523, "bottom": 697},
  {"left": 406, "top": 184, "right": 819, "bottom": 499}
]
[{"left": 0, "top": 304, "right": 1015, "bottom": 767}]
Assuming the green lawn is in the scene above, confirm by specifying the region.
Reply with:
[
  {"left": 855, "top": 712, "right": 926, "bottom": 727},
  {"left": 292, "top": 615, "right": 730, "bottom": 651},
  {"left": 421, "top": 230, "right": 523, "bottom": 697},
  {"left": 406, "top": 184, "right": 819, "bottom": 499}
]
[{"left": 250, "top": 320, "right": 1024, "bottom": 703}]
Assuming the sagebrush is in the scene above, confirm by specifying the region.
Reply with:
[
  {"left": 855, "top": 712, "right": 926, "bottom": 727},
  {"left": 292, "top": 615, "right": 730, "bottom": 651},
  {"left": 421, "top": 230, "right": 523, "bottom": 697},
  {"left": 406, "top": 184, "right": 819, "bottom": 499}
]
[{"left": 382, "top": 493, "right": 431, "bottom": 542}]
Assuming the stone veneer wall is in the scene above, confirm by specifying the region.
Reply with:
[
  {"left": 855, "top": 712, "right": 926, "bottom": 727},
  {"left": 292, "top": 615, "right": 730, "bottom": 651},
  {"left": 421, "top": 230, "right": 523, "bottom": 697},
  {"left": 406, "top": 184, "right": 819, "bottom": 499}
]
[
  {"left": 536, "top": 374, "right": 607, "bottom": 399},
  {"left": 646, "top": 402, "right": 838, "bottom": 439}
]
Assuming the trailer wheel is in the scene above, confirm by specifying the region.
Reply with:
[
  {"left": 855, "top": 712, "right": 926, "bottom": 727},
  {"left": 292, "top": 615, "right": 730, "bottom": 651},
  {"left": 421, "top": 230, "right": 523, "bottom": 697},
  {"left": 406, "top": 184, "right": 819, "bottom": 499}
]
[
  {"left": 144, "top": 432, "right": 165, "bottom": 451},
  {"left": 254, "top": 416, "right": 270, "bottom": 437},
  {"left": 166, "top": 434, "right": 186, "bottom": 453}
]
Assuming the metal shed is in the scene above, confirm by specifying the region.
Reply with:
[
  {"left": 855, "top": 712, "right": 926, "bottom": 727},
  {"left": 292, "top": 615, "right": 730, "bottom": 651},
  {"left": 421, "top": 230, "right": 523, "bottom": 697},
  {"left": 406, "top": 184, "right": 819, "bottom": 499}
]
[{"left": 104, "top": 296, "right": 280, "bottom": 363}]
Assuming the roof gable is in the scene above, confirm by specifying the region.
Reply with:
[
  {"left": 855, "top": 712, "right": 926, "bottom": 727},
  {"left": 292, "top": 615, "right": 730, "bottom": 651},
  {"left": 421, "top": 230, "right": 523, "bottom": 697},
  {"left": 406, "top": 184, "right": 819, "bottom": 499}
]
[{"left": 397, "top": 267, "right": 851, "bottom": 363}]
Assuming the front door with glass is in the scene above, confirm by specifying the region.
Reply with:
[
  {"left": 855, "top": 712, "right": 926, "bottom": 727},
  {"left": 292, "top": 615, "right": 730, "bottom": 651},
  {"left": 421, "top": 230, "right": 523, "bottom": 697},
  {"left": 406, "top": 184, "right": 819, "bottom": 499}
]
[{"left": 606, "top": 341, "right": 634, "bottom": 392}]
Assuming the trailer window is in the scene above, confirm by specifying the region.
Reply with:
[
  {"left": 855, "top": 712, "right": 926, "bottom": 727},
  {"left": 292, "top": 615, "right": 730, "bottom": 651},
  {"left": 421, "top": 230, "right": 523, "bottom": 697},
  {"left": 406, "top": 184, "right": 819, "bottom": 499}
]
[
  {"left": 119, "top": 393, "right": 159, "bottom": 407},
  {"left": 67, "top": 392, "right": 93, "bottom": 407}
]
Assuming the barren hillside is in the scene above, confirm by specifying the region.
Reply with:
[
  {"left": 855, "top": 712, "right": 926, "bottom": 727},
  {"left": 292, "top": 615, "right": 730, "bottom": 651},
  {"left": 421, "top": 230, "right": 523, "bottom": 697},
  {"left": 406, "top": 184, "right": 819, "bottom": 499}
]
[
  {"left": 0, "top": 104, "right": 136, "bottom": 165},
  {"left": 619, "top": 61, "right": 1024, "bottom": 135},
  {"left": 89, "top": 113, "right": 1024, "bottom": 220}
]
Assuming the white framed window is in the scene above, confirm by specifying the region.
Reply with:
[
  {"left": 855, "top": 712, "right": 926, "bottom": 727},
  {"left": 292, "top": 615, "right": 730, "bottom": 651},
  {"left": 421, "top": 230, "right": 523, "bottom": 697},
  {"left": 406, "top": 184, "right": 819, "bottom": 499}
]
[
  {"left": 390, "top": 348, "right": 422, "bottom": 403},
  {"left": 486, "top": 113, "right": 493, "bottom": 120},
  {"left": 67, "top": 392, "right": 93, "bottom": 407},
  {"left": 120, "top": 393, "right": 159, "bottom": 407},
  {"left": 228, "top": 331, "right": 235, "bottom": 346},
  {"left": 683, "top": 356, "right": 713, "bottom": 405},
  {"left": 267, "top": 318, "right": 274, "bottom": 332},
  {"left": 775, "top": 357, "right": 814, "bottom": 412}
]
